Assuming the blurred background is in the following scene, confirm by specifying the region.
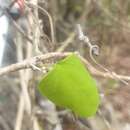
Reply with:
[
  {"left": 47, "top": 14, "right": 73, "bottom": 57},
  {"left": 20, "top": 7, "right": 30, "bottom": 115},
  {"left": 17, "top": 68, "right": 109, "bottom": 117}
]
[{"left": 0, "top": 0, "right": 130, "bottom": 130}]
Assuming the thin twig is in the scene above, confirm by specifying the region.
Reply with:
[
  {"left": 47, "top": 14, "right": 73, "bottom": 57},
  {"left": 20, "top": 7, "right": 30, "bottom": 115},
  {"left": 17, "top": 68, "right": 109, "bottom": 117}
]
[
  {"left": 76, "top": 24, "right": 129, "bottom": 85},
  {"left": 15, "top": 32, "right": 27, "bottom": 130},
  {"left": 26, "top": 2, "right": 55, "bottom": 44},
  {"left": 14, "top": 93, "right": 25, "bottom": 130},
  {"left": 78, "top": 54, "right": 130, "bottom": 81},
  {"left": 57, "top": 32, "right": 75, "bottom": 52},
  {"left": 0, "top": 52, "right": 72, "bottom": 76},
  {"left": 12, "top": 19, "right": 33, "bottom": 44},
  {"left": 0, "top": 52, "right": 130, "bottom": 82}
]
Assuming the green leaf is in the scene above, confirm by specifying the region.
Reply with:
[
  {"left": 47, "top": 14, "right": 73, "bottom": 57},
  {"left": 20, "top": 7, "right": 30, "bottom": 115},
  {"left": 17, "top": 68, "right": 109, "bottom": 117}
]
[{"left": 38, "top": 54, "right": 100, "bottom": 117}]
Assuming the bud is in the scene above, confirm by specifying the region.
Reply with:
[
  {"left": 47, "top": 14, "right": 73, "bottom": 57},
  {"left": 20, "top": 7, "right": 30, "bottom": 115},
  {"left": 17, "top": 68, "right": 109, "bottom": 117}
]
[
  {"left": 9, "top": 0, "right": 24, "bottom": 20},
  {"left": 17, "top": 0, "right": 24, "bottom": 12}
]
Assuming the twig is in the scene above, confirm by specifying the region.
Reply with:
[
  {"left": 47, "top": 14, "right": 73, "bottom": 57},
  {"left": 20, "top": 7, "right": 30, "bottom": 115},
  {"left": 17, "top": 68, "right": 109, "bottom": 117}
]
[
  {"left": 14, "top": 93, "right": 25, "bottom": 130},
  {"left": 0, "top": 52, "right": 130, "bottom": 82},
  {"left": 57, "top": 32, "right": 75, "bottom": 52},
  {"left": 78, "top": 55, "right": 130, "bottom": 81},
  {"left": 0, "top": 52, "right": 71, "bottom": 76},
  {"left": 5, "top": 11, "right": 33, "bottom": 44},
  {"left": 76, "top": 24, "right": 129, "bottom": 85},
  {"left": 33, "top": 117, "right": 41, "bottom": 130},
  {"left": 14, "top": 31, "right": 31, "bottom": 130},
  {"left": 26, "top": 2, "right": 55, "bottom": 44},
  {"left": 12, "top": 19, "right": 33, "bottom": 44}
]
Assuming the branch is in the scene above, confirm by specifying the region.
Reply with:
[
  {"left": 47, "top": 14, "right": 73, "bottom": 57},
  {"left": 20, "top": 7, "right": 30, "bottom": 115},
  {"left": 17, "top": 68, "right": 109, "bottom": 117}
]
[
  {"left": 79, "top": 55, "right": 130, "bottom": 81},
  {"left": 76, "top": 24, "right": 129, "bottom": 85},
  {"left": 0, "top": 52, "right": 71, "bottom": 76},
  {"left": 0, "top": 52, "right": 130, "bottom": 82}
]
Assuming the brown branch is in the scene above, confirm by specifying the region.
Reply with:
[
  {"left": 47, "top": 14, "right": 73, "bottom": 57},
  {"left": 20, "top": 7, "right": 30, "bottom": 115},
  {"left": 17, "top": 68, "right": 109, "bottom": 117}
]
[
  {"left": 0, "top": 52, "right": 130, "bottom": 82},
  {"left": 79, "top": 55, "right": 130, "bottom": 81},
  {"left": 0, "top": 52, "right": 71, "bottom": 76}
]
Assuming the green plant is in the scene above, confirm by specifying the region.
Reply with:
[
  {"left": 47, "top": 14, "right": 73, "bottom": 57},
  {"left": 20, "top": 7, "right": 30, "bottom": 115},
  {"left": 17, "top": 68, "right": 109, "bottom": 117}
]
[{"left": 38, "top": 54, "right": 100, "bottom": 117}]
